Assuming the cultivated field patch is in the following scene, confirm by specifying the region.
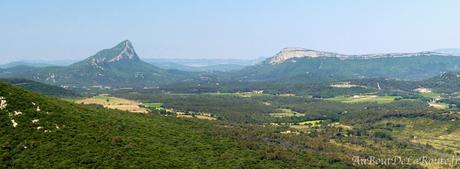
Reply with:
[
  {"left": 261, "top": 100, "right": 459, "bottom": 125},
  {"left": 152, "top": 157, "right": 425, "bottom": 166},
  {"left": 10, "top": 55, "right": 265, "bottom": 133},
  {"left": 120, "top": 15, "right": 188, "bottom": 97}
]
[
  {"left": 76, "top": 94, "right": 148, "bottom": 113},
  {"left": 269, "top": 108, "right": 305, "bottom": 118},
  {"left": 325, "top": 95, "right": 399, "bottom": 104}
]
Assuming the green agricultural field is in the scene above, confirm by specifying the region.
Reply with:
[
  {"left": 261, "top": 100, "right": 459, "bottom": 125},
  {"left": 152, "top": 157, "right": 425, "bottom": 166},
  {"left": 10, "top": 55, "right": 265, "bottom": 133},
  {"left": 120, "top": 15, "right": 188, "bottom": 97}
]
[
  {"left": 420, "top": 92, "right": 442, "bottom": 99},
  {"left": 289, "top": 120, "right": 323, "bottom": 131},
  {"left": 143, "top": 102, "right": 163, "bottom": 108},
  {"left": 269, "top": 108, "right": 305, "bottom": 118},
  {"left": 204, "top": 91, "right": 268, "bottom": 97},
  {"left": 325, "top": 95, "right": 400, "bottom": 104}
]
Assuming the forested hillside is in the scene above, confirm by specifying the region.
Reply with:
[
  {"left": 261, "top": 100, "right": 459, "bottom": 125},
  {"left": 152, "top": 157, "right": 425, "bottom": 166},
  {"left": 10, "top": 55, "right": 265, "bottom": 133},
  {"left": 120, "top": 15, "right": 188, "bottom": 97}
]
[{"left": 0, "top": 82, "right": 361, "bottom": 168}]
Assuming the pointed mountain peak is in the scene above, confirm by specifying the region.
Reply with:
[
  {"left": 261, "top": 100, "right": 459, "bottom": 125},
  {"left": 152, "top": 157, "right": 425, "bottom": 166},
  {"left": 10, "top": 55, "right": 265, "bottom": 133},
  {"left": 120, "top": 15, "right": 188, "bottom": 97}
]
[
  {"left": 83, "top": 40, "right": 140, "bottom": 65},
  {"left": 115, "top": 40, "right": 134, "bottom": 50},
  {"left": 108, "top": 40, "right": 139, "bottom": 62}
]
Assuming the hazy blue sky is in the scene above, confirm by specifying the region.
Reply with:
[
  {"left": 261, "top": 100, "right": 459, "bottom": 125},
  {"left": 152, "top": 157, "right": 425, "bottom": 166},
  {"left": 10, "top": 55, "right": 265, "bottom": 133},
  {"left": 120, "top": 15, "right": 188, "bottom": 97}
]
[{"left": 1, "top": 0, "right": 460, "bottom": 63}]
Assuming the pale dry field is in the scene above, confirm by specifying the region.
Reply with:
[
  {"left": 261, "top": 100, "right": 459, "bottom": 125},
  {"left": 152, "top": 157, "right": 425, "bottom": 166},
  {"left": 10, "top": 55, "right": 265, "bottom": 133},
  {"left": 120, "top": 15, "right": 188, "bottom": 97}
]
[{"left": 77, "top": 95, "right": 148, "bottom": 113}]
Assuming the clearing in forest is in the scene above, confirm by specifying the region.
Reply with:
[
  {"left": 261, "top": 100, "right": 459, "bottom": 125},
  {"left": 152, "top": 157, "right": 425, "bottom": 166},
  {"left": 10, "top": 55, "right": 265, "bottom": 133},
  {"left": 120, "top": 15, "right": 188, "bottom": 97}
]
[{"left": 76, "top": 94, "right": 148, "bottom": 113}]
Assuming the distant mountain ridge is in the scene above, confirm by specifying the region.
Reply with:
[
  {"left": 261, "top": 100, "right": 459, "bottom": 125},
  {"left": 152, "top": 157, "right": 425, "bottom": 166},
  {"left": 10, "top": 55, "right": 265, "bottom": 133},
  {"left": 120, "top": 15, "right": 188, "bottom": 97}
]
[
  {"left": 434, "top": 48, "right": 460, "bottom": 56},
  {"left": 0, "top": 60, "right": 80, "bottom": 69},
  {"left": 0, "top": 61, "right": 56, "bottom": 69},
  {"left": 145, "top": 57, "right": 264, "bottom": 72},
  {"left": 233, "top": 48, "right": 460, "bottom": 82},
  {"left": 149, "top": 62, "right": 246, "bottom": 72},
  {"left": 268, "top": 47, "right": 452, "bottom": 64},
  {"left": 3, "top": 43, "right": 460, "bottom": 88}
]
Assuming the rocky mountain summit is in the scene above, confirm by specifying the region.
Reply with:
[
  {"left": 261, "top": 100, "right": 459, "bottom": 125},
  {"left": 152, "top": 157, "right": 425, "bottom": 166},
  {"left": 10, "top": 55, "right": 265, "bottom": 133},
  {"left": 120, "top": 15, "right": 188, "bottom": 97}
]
[{"left": 77, "top": 40, "right": 140, "bottom": 67}]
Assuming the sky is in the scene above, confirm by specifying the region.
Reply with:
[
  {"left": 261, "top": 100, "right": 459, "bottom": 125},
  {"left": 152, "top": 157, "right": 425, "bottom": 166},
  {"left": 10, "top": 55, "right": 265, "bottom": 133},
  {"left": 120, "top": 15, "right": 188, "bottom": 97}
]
[{"left": 1, "top": 0, "right": 460, "bottom": 64}]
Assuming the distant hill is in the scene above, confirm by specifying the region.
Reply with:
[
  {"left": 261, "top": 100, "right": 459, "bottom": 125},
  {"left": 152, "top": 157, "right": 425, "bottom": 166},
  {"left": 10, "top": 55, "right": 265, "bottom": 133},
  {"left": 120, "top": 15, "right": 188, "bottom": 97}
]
[
  {"left": 150, "top": 62, "right": 246, "bottom": 72},
  {"left": 145, "top": 58, "right": 263, "bottom": 72},
  {"left": 233, "top": 48, "right": 460, "bottom": 83},
  {"left": 0, "top": 40, "right": 195, "bottom": 88},
  {"left": 421, "top": 72, "right": 460, "bottom": 93},
  {"left": 0, "top": 61, "right": 55, "bottom": 69},
  {"left": 433, "top": 48, "right": 460, "bottom": 56},
  {"left": 145, "top": 58, "right": 264, "bottom": 67},
  {"left": 0, "top": 78, "right": 78, "bottom": 97},
  {"left": 0, "top": 81, "right": 353, "bottom": 168},
  {"left": 0, "top": 60, "right": 78, "bottom": 69}
]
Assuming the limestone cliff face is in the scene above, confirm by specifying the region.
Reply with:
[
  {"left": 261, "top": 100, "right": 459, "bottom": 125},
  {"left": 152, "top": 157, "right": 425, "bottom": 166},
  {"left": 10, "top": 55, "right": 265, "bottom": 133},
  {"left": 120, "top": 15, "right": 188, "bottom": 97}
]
[
  {"left": 268, "top": 48, "right": 449, "bottom": 64},
  {"left": 268, "top": 48, "right": 344, "bottom": 64}
]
